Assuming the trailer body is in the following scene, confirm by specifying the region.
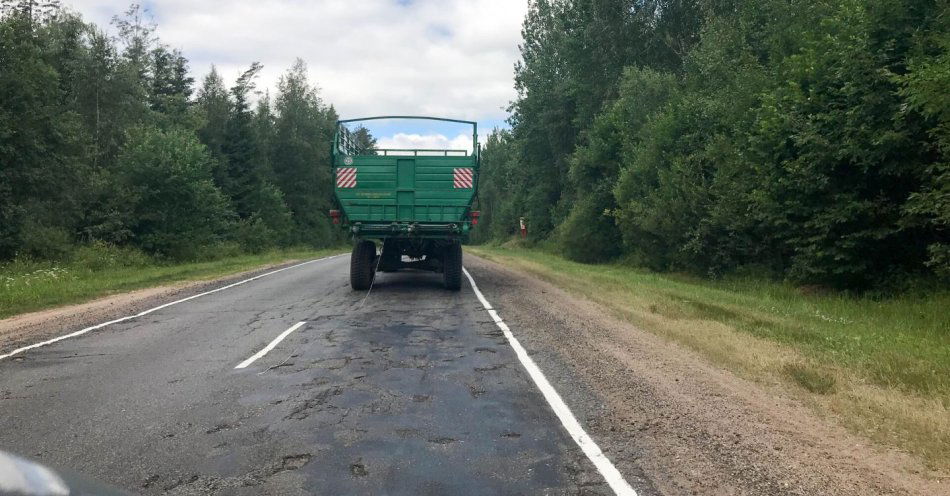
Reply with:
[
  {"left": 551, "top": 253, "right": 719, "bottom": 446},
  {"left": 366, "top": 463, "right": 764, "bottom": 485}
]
[{"left": 331, "top": 116, "right": 479, "bottom": 290}]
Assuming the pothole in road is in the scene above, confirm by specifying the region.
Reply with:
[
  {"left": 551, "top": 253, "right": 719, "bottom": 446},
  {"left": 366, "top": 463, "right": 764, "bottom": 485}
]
[
  {"left": 284, "top": 386, "right": 343, "bottom": 420},
  {"left": 468, "top": 384, "right": 486, "bottom": 398},
  {"left": 350, "top": 460, "right": 369, "bottom": 477},
  {"left": 206, "top": 422, "right": 239, "bottom": 434},
  {"left": 277, "top": 453, "right": 312, "bottom": 472},
  {"left": 426, "top": 436, "right": 456, "bottom": 445},
  {"left": 474, "top": 363, "right": 506, "bottom": 372}
]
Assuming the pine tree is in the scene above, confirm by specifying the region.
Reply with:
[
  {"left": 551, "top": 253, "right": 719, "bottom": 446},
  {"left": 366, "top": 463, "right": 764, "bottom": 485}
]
[
  {"left": 149, "top": 46, "right": 192, "bottom": 120},
  {"left": 271, "top": 58, "right": 337, "bottom": 246},
  {"left": 196, "top": 66, "right": 231, "bottom": 184},
  {"left": 349, "top": 126, "right": 377, "bottom": 155}
]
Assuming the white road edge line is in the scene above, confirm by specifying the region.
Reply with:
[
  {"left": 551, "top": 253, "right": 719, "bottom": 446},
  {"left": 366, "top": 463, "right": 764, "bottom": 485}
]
[
  {"left": 463, "top": 267, "right": 638, "bottom": 496},
  {"left": 0, "top": 255, "right": 342, "bottom": 362},
  {"left": 235, "top": 321, "right": 307, "bottom": 369}
]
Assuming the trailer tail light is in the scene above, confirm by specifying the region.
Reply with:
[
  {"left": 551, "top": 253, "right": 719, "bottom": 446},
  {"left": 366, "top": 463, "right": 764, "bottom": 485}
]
[
  {"left": 329, "top": 210, "right": 341, "bottom": 225},
  {"left": 471, "top": 211, "right": 480, "bottom": 226}
]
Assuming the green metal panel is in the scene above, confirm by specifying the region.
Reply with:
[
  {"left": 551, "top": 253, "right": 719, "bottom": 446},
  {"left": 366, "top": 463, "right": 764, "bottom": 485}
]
[
  {"left": 396, "top": 159, "right": 414, "bottom": 188},
  {"left": 334, "top": 155, "right": 476, "bottom": 223},
  {"left": 396, "top": 159, "right": 414, "bottom": 221},
  {"left": 332, "top": 116, "right": 479, "bottom": 234}
]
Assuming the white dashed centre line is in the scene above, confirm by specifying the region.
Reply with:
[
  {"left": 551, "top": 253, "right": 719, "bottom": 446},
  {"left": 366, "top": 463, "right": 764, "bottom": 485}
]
[
  {"left": 0, "top": 255, "right": 341, "bottom": 362},
  {"left": 235, "top": 321, "right": 308, "bottom": 369}
]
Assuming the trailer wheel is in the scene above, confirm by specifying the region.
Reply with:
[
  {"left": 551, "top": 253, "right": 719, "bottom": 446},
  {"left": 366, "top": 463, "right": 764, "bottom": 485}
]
[
  {"left": 379, "top": 242, "right": 401, "bottom": 272},
  {"left": 350, "top": 240, "right": 376, "bottom": 290},
  {"left": 443, "top": 241, "right": 462, "bottom": 291}
]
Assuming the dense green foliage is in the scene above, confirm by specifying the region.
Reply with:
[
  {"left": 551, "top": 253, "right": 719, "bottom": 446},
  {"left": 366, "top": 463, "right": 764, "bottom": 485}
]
[
  {"left": 475, "top": 0, "right": 949, "bottom": 289},
  {"left": 0, "top": 1, "right": 343, "bottom": 262}
]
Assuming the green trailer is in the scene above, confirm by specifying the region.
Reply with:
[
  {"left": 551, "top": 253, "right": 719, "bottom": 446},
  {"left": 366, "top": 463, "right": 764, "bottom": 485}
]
[{"left": 330, "top": 116, "right": 480, "bottom": 290}]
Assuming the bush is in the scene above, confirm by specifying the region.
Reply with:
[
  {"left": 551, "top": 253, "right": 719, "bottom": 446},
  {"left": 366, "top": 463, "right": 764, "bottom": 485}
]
[
  {"left": 900, "top": 31, "right": 950, "bottom": 279},
  {"left": 234, "top": 216, "right": 276, "bottom": 254},
  {"left": 17, "top": 223, "right": 73, "bottom": 261},
  {"left": 557, "top": 194, "right": 621, "bottom": 263},
  {"left": 244, "top": 182, "right": 294, "bottom": 247},
  {"left": 118, "top": 126, "right": 235, "bottom": 260},
  {"left": 204, "top": 241, "right": 244, "bottom": 260},
  {"left": 69, "top": 242, "right": 151, "bottom": 270}
]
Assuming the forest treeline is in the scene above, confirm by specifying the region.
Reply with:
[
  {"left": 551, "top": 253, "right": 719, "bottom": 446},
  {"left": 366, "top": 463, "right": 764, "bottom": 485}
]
[
  {"left": 474, "top": 0, "right": 949, "bottom": 289},
  {"left": 1, "top": 1, "right": 355, "bottom": 262}
]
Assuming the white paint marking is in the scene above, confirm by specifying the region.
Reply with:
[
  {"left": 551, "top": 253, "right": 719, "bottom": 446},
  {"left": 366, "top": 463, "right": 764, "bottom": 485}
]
[
  {"left": 463, "top": 267, "right": 638, "bottom": 496},
  {"left": 487, "top": 309, "right": 503, "bottom": 324},
  {"left": 235, "top": 321, "right": 307, "bottom": 369},
  {"left": 470, "top": 279, "right": 494, "bottom": 310},
  {"left": 0, "top": 255, "right": 342, "bottom": 362}
]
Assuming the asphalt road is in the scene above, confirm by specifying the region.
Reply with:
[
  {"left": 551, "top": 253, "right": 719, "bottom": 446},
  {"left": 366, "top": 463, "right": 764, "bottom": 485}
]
[{"left": 0, "top": 255, "right": 617, "bottom": 495}]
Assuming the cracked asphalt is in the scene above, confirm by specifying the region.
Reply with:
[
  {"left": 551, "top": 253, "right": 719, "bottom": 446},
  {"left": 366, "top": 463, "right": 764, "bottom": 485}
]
[{"left": 0, "top": 255, "right": 613, "bottom": 495}]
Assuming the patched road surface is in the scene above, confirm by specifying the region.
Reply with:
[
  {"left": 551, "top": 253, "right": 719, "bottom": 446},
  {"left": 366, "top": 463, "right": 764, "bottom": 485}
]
[{"left": 0, "top": 255, "right": 628, "bottom": 495}]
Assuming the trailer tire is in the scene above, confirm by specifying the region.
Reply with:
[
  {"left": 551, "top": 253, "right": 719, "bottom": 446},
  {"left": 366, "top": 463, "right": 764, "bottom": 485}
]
[
  {"left": 443, "top": 241, "right": 462, "bottom": 291},
  {"left": 350, "top": 240, "right": 376, "bottom": 290},
  {"left": 379, "top": 242, "right": 401, "bottom": 272}
]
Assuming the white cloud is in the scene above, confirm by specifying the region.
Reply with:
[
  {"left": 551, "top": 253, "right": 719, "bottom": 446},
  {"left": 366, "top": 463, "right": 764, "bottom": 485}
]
[
  {"left": 377, "top": 132, "right": 474, "bottom": 153},
  {"left": 62, "top": 0, "right": 527, "bottom": 125}
]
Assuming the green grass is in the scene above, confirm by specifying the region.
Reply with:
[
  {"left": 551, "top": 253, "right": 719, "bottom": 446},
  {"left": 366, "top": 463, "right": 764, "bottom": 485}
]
[
  {"left": 468, "top": 244, "right": 950, "bottom": 470},
  {"left": 783, "top": 363, "right": 837, "bottom": 394},
  {"left": 470, "top": 245, "right": 950, "bottom": 396},
  {"left": 0, "top": 245, "right": 345, "bottom": 319}
]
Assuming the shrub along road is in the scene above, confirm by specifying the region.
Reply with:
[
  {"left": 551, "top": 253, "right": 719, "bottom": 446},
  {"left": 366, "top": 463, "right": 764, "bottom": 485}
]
[{"left": 0, "top": 253, "right": 941, "bottom": 495}]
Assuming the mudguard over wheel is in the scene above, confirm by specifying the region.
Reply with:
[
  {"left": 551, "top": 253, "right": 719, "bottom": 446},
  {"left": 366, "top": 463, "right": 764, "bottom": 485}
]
[
  {"left": 350, "top": 240, "right": 377, "bottom": 290},
  {"left": 443, "top": 241, "right": 462, "bottom": 291}
]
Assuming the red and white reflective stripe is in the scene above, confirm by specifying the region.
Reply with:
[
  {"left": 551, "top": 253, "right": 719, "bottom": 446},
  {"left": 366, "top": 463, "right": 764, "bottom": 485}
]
[
  {"left": 453, "top": 168, "right": 473, "bottom": 189},
  {"left": 336, "top": 167, "right": 357, "bottom": 188}
]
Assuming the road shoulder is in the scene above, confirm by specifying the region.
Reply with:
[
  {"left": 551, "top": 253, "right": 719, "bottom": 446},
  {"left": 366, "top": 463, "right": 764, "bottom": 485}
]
[
  {"left": 0, "top": 259, "right": 323, "bottom": 358},
  {"left": 464, "top": 254, "right": 942, "bottom": 496}
]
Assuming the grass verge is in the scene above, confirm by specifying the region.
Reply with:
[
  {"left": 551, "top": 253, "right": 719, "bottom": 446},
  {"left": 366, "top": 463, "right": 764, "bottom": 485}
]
[
  {"left": 468, "top": 244, "right": 950, "bottom": 472},
  {"left": 0, "top": 245, "right": 346, "bottom": 319}
]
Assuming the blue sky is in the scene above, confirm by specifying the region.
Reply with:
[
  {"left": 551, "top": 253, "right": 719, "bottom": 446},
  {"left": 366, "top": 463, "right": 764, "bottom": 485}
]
[
  {"left": 62, "top": 0, "right": 526, "bottom": 145},
  {"left": 346, "top": 117, "right": 492, "bottom": 153}
]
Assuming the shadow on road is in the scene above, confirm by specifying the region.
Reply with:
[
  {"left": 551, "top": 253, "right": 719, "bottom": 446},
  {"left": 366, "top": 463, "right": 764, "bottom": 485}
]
[{"left": 366, "top": 270, "right": 453, "bottom": 291}]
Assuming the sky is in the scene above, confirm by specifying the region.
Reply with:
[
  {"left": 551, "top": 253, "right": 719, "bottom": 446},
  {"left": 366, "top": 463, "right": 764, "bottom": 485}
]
[{"left": 62, "top": 0, "right": 529, "bottom": 150}]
